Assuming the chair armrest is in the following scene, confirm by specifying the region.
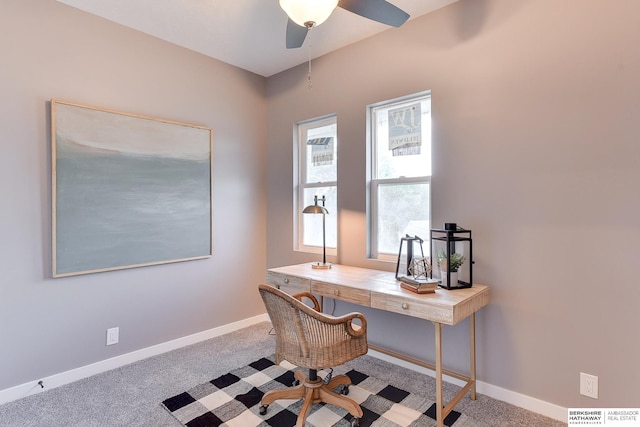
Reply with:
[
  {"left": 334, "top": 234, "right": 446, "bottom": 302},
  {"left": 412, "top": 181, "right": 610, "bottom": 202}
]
[
  {"left": 293, "top": 292, "right": 321, "bottom": 312},
  {"left": 304, "top": 307, "right": 367, "bottom": 338},
  {"left": 293, "top": 292, "right": 366, "bottom": 337},
  {"left": 340, "top": 312, "right": 367, "bottom": 338}
]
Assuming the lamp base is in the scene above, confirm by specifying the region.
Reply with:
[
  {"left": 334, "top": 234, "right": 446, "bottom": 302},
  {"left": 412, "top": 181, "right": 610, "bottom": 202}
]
[{"left": 311, "top": 262, "right": 332, "bottom": 270}]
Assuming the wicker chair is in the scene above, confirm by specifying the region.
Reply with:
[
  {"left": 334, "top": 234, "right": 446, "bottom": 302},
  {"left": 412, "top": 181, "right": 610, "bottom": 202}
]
[{"left": 258, "top": 284, "right": 368, "bottom": 427}]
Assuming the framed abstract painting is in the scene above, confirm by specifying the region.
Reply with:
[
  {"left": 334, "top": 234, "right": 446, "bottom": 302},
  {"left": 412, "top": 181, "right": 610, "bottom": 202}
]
[{"left": 51, "top": 100, "right": 212, "bottom": 277}]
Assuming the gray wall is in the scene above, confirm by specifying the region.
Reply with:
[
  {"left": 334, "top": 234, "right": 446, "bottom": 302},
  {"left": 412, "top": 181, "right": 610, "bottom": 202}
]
[
  {"left": 0, "top": 0, "right": 267, "bottom": 390},
  {"left": 266, "top": 0, "right": 640, "bottom": 409},
  {"left": 3, "top": 0, "right": 639, "bottom": 413}
]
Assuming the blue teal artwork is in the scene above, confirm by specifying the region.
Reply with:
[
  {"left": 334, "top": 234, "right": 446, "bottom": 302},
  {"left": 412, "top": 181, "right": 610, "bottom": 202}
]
[{"left": 52, "top": 100, "right": 212, "bottom": 277}]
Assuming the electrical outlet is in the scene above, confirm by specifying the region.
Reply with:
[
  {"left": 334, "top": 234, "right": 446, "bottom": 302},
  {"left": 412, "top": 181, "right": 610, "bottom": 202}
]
[
  {"left": 580, "top": 372, "right": 598, "bottom": 399},
  {"left": 106, "top": 327, "right": 119, "bottom": 346}
]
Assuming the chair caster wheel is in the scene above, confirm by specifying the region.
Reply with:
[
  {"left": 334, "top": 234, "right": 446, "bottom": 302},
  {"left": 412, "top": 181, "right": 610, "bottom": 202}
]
[
  {"left": 338, "top": 384, "right": 349, "bottom": 395},
  {"left": 351, "top": 417, "right": 360, "bottom": 426},
  {"left": 259, "top": 404, "right": 268, "bottom": 415}
]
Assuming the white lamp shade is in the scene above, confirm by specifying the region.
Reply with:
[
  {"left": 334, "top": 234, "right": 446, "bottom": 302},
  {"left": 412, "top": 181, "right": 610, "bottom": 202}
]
[{"left": 279, "top": 0, "right": 339, "bottom": 27}]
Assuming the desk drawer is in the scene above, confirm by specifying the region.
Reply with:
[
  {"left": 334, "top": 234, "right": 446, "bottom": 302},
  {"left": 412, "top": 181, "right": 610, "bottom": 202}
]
[
  {"left": 312, "top": 280, "right": 370, "bottom": 306},
  {"left": 265, "top": 271, "right": 311, "bottom": 294},
  {"left": 371, "top": 292, "right": 453, "bottom": 324}
]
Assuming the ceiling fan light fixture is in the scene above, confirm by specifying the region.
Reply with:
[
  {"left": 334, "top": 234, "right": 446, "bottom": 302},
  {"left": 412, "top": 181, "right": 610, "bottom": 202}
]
[{"left": 279, "top": 0, "right": 339, "bottom": 27}]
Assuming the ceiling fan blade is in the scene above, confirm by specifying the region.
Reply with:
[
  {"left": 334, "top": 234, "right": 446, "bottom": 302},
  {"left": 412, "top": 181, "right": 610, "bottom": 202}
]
[
  {"left": 339, "top": 0, "right": 410, "bottom": 27},
  {"left": 286, "top": 18, "right": 309, "bottom": 49}
]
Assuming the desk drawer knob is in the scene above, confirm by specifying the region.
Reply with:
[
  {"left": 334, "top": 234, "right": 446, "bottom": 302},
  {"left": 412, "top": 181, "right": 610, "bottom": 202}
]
[
  {"left": 333, "top": 289, "right": 340, "bottom": 296},
  {"left": 284, "top": 278, "right": 290, "bottom": 284},
  {"left": 402, "top": 303, "right": 409, "bottom": 310}
]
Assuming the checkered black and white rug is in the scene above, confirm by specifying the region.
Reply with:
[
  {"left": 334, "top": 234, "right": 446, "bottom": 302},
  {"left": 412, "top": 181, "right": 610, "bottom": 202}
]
[{"left": 161, "top": 356, "right": 477, "bottom": 427}]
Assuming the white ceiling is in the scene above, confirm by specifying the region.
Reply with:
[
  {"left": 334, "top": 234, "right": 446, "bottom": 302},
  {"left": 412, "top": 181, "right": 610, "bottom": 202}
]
[{"left": 55, "top": 0, "right": 459, "bottom": 77}]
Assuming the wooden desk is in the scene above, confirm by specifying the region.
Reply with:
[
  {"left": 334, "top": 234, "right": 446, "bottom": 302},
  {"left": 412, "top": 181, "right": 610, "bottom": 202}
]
[{"left": 266, "top": 263, "right": 490, "bottom": 427}]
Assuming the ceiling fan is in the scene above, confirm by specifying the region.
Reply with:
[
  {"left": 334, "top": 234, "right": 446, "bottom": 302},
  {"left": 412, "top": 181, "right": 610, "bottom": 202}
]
[{"left": 280, "top": 0, "right": 410, "bottom": 49}]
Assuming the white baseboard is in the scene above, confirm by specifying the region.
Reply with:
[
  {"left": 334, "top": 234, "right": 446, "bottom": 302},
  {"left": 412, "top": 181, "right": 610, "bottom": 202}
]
[
  {"left": 0, "top": 313, "right": 270, "bottom": 406},
  {"left": 1, "top": 315, "right": 566, "bottom": 424},
  {"left": 368, "top": 349, "right": 567, "bottom": 423}
]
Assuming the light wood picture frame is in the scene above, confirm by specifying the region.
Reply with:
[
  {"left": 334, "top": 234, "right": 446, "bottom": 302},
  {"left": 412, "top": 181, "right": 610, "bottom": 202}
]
[{"left": 51, "top": 100, "right": 212, "bottom": 277}]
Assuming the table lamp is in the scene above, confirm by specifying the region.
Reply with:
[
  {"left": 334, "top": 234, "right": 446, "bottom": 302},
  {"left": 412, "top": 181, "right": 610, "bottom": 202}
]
[{"left": 302, "top": 195, "right": 331, "bottom": 269}]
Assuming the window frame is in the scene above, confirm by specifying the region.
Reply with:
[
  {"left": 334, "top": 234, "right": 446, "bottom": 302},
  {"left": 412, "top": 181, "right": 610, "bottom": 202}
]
[
  {"left": 367, "top": 91, "right": 432, "bottom": 261},
  {"left": 294, "top": 114, "right": 338, "bottom": 256}
]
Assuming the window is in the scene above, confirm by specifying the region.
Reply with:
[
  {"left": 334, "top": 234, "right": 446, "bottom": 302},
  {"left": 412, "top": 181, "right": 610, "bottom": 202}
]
[
  {"left": 368, "top": 92, "right": 431, "bottom": 260},
  {"left": 295, "top": 115, "right": 337, "bottom": 254}
]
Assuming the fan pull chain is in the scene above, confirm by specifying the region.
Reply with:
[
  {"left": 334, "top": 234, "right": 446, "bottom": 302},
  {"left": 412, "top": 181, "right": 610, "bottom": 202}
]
[
  {"left": 307, "top": 26, "right": 313, "bottom": 90},
  {"left": 307, "top": 53, "right": 312, "bottom": 90}
]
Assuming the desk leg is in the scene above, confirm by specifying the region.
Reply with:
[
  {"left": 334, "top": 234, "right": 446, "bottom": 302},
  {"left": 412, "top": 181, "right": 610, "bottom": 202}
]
[
  {"left": 434, "top": 321, "right": 443, "bottom": 427},
  {"left": 470, "top": 312, "right": 477, "bottom": 400}
]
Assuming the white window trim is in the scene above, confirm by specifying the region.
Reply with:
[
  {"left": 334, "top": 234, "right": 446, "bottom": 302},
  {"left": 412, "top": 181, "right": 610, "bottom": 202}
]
[
  {"left": 367, "top": 91, "right": 432, "bottom": 260},
  {"left": 294, "top": 115, "right": 338, "bottom": 256}
]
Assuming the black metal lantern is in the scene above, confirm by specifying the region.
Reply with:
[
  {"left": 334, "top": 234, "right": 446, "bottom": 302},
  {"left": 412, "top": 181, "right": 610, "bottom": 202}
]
[{"left": 430, "top": 223, "right": 473, "bottom": 289}]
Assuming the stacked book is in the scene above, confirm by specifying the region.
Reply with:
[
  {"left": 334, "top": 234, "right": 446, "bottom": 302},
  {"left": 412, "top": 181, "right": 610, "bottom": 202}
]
[{"left": 398, "top": 276, "right": 439, "bottom": 294}]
